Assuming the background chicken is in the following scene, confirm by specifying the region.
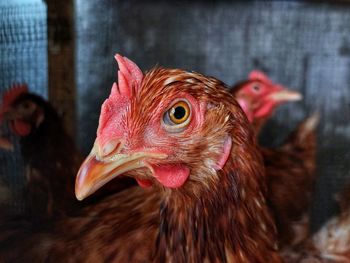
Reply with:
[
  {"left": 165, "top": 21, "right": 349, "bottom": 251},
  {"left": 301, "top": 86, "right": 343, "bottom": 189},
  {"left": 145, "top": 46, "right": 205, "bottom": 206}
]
[
  {"left": 282, "top": 208, "right": 350, "bottom": 262},
  {"left": 0, "top": 55, "right": 281, "bottom": 262},
  {"left": 306, "top": 212, "right": 350, "bottom": 262},
  {"left": 231, "top": 72, "right": 319, "bottom": 248},
  {"left": 231, "top": 70, "right": 303, "bottom": 133},
  {"left": 262, "top": 116, "right": 319, "bottom": 248},
  {"left": 0, "top": 84, "right": 136, "bottom": 221},
  {"left": 335, "top": 182, "right": 350, "bottom": 215},
  {"left": 0, "top": 84, "right": 82, "bottom": 220}
]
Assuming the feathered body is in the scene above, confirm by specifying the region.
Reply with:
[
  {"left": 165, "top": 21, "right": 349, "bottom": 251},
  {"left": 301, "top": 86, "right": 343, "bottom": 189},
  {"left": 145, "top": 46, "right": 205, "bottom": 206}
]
[
  {"left": 0, "top": 91, "right": 81, "bottom": 220},
  {"left": 336, "top": 183, "right": 350, "bottom": 214},
  {"left": 0, "top": 56, "right": 281, "bottom": 262},
  {"left": 282, "top": 210, "right": 350, "bottom": 263},
  {"left": 21, "top": 95, "right": 80, "bottom": 218},
  {"left": 231, "top": 72, "right": 318, "bottom": 247},
  {"left": 262, "top": 114, "right": 318, "bottom": 247},
  {"left": 0, "top": 86, "right": 135, "bottom": 221}
]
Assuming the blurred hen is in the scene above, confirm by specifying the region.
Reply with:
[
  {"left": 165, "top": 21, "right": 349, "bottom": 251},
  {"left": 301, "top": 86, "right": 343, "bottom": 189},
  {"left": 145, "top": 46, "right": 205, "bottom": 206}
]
[
  {"left": 231, "top": 71, "right": 319, "bottom": 247},
  {"left": 283, "top": 206, "right": 350, "bottom": 262},
  {"left": 0, "top": 84, "right": 135, "bottom": 221},
  {"left": 0, "top": 84, "right": 81, "bottom": 220}
]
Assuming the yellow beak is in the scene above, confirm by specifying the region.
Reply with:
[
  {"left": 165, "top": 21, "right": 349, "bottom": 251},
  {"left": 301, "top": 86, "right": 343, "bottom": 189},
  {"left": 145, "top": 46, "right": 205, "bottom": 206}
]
[
  {"left": 75, "top": 144, "right": 167, "bottom": 201},
  {"left": 269, "top": 89, "right": 302, "bottom": 102}
]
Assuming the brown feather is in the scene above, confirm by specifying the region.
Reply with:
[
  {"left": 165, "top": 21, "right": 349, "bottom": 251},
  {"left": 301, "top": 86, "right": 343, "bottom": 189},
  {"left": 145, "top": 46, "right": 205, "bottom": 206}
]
[
  {"left": 0, "top": 66, "right": 281, "bottom": 262},
  {"left": 231, "top": 79, "right": 318, "bottom": 248},
  {"left": 263, "top": 114, "right": 318, "bottom": 247}
]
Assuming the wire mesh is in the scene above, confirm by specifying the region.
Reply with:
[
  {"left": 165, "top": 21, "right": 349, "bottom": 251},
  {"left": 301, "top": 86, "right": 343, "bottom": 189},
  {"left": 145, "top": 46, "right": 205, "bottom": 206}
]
[
  {"left": 0, "top": 0, "right": 349, "bottom": 229},
  {"left": 75, "top": 0, "right": 350, "bottom": 229},
  {"left": 0, "top": 0, "right": 47, "bottom": 212}
]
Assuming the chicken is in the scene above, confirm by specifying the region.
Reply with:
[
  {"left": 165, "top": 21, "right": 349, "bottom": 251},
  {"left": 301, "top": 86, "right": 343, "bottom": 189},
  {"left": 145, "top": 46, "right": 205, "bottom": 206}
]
[
  {"left": 282, "top": 181, "right": 350, "bottom": 262},
  {"left": 231, "top": 70, "right": 303, "bottom": 133},
  {"left": 335, "top": 183, "right": 350, "bottom": 214},
  {"left": 0, "top": 84, "right": 83, "bottom": 221},
  {"left": 282, "top": 210, "right": 350, "bottom": 263},
  {"left": 305, "top": 211, "right": 350, "bottom": 262},
  {"left": 0, "top": 55, "right": 281, "bottom": 262},
  {"left": 0, "top": 84, "right": 136, "bottom": 221},
  {"left": 262, "top": 115, "right": 319, "bottom": 247},
  {"left": 231, "top": 71, "right": 319, "bottom": 248},
  {"left": 0, "top": 84, "right": 136, "bottom": 219}
]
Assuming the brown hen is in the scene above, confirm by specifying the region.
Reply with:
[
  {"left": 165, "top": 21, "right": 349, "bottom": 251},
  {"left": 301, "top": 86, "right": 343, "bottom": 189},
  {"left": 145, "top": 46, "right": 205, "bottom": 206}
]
[
  {"left": 0, "top": 85, "right": 134, "bottom": 221},
  {"left": 0, "top": 55, "right": 281, "bottom": 262},
  {"left": 231, "top": 72, "right": 319, "bottom": 248},
  {"left": 282, "top": 209, "right": 350, "bottom": 263},
  {"left": 0, "top": 85, "right": 80, "bottom": 220}
]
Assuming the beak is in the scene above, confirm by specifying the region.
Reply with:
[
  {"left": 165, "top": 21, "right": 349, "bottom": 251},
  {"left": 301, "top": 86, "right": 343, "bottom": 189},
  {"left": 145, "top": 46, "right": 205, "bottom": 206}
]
[
  {"left": 269, "top": 88, "right": 303, "bottom": 103},
  {"left": 75, "top": 143, "right": 167, "bottom": 201}
]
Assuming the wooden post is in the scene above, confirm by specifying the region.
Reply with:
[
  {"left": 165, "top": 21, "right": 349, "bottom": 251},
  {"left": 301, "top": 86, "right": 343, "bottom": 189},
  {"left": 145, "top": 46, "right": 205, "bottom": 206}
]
[{"left": 46, "top": 0, "right": 76, "bottom": 137}]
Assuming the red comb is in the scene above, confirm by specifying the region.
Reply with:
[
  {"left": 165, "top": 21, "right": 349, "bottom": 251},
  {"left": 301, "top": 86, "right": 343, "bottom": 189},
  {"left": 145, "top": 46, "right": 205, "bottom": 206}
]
[
  {"left": 2, "top": 83, "right": 29, "bottom": 108},
  {"left": 0, "top": 83, "right": 29, "bottom": 123},
  {"left": 248, "top": 70, "right": 272, "bottom": 84},
  {"left": 110, "top": 54, "right": 143, "bottom": 98},
  {"left": 97, "top": 55, "right": 143, "bottom": 141}
]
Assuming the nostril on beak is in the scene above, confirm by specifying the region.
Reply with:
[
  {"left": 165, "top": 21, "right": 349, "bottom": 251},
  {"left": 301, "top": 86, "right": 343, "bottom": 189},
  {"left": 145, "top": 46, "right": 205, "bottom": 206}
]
[{"left": 101, "top": 140, "right": 121, "bottom": 157}]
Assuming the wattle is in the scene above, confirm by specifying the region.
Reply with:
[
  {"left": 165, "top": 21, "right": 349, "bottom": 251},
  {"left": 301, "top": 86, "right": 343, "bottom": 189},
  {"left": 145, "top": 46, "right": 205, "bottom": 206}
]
[
  {"left": 11, "top": 120, "right": 31, "bottom": 136},
  {"left": 136, "top": 178, "right": 153, "bottom": 188},
  {"left": 150, "top": 164, "right": 190, "bottom": 188}
]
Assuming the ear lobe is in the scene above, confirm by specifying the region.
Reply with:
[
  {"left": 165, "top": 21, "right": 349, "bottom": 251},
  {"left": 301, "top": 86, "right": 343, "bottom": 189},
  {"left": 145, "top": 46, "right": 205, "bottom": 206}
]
[
  {"left": 236, "top": 98, "right": 253, "bottom": 123},
  {"left": 35, "top": 110, "right": 44, "bottom": 128},
  {"left": 213, "top": 136, "right": 232, "bottom": 170}
]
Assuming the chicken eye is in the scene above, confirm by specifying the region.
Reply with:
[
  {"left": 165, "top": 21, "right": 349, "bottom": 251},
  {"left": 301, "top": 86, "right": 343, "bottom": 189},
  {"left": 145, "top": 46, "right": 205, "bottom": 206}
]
[
  {"left": 169, "top": 101, "right": 190, "bottom": 124},
  {"left": 252, "top": 83, "right": 260, "bottom": 92},
  {"left": 163, "top": 100, "right": 191, "bottom": 131}
]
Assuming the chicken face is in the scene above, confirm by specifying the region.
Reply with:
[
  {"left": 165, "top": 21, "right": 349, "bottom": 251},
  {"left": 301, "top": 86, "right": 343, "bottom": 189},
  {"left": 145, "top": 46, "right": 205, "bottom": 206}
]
[
  {"left": 76, "top": 55, "right": 238, "bottom": 200},
  {"left": 234, "top": 71, "right": 302, "bottom": 122},
  {"left": 0, "top": 85, "right": 44, "bottom": 137}
]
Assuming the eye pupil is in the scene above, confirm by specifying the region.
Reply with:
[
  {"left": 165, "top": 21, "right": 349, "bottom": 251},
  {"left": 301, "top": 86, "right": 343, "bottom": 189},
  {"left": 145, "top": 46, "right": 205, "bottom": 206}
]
[
  {"left": 163, "top": 100, "right": 191, "bottom": 129},
  {"left": 173, "top": 106, "right": 186, "bottom": 120}
]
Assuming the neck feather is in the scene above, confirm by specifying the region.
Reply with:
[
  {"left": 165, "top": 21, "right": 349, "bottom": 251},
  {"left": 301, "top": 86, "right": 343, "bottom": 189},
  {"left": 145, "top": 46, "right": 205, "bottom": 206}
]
[{"left": 155, "top": 152, "right": 281, "bottom": 263}]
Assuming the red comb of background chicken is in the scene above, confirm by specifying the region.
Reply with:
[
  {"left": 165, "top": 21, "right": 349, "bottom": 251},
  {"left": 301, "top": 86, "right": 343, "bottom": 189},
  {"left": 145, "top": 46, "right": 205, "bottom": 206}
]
[
  {"left": 0, "top": 83, "right": 29, "bottom": 123},
  {"left": 248, "top": 70, "right": 272, "bottom": 82},
  {"left": 2, "top": 83, "right": 29, "bottom": 109},
  {"left": 248, "top": 70, "right": 273, "bottom": 84}
]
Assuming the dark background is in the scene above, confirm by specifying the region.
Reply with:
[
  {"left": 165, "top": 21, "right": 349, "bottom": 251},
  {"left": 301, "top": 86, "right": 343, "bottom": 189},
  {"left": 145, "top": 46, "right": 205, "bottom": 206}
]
[{"left": 1, "top": 0, "right": 350, "bottom": 229}]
